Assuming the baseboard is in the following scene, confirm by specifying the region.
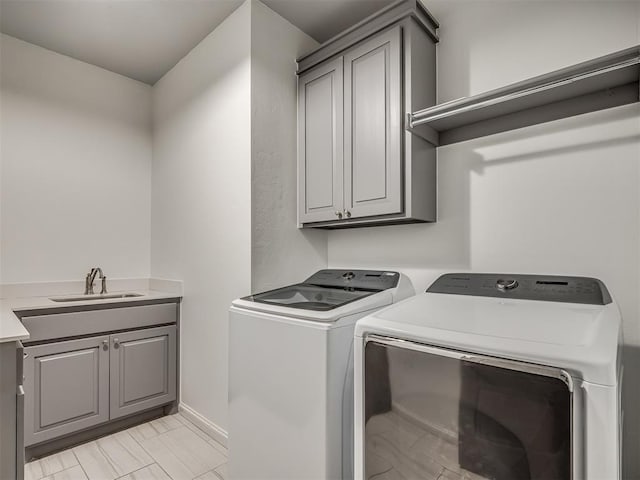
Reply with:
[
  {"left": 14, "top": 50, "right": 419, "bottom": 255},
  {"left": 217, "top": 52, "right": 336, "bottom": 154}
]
[{"left": 179, "top": 403, "right": 228, "bottom": 447}]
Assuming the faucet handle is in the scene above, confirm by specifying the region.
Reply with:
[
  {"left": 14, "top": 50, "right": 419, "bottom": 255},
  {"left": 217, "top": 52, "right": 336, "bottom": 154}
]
[
  {"left": 85, "top": 273, "right": 93, "bottom": 295},
  {"left": 101, "top": 276, "right": 108, "bottom": 295}
]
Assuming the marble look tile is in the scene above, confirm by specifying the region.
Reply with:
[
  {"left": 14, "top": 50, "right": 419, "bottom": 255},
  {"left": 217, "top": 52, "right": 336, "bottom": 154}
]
[
  {"left": 140, "top": 426, "right": 227, "bottom": 479},
  {"left": 174, "top": 414, "right": 215, "bottom": 443},
  {"left": 214, "top": 462, "right": 228, "bottom": 480},
  {"left": 73, "top": 430, "right": 153, "bottom": 479},
  {"left": 437, "top": 467, "right": 487, "bottom": 480},
  {"left": 208, "top": 438, "right": 229, "bottom": 458},
  {"left": 118, "top": 463, "right": 172, "bottom": 480},
  {"left": 194, "top": 471, "right": 220, "bottom": 480},
  {"left": 408, "top": 433, "right": 459, "bottom": 474},
  {"left": 438, "top": 467, "right": 487, "bottom": 480},
  {"left": 25, "top": 450, "right": 79, "bottom": 480},
  {"left": 366, "top": 449, "right": 393, "bottom": 478},
  {"left": 377, "top": 468, "right": 409, "bottom": 480},
  {"left": 365, "top": 410, "right": 487, "bottom": 480},
  {"left": 41, "top": 465, "right": 87, "bottom": 480},
  {"left": 438, "top": 468, "right": 462, "bottom": 480},
  {"left": 377, "top": 411, "right": 427, "bottom": 451},
  {"left": 128, "top": 415, "right": 183, "bottom": 443},
  {"left": 152, "top": 414, "right": 183, "bottom": 431},
  {"left": 366, "top": 412, "right": 398, "bottom": 436},
  {"left": 367, "top": 434, "right": 443, "bottom": 480},
  {"left": 72, "top": 441, "right": 118, "bottom": 479}
]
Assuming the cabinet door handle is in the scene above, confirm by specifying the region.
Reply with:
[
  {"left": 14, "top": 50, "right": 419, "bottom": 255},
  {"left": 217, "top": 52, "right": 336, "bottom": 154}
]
[
  {"left": 113, "top": 338, "right": 120, "bottom": 349},
  {"left": 102, "top": 339, "right": 109, "bottom": 351},
  {"left": 335, "top": 211, "right": 343, "bottom": 219},
  {"left": 344, "top": 210, "right": 351, "bottom": 218},
  {"left": 23, "top": 352, "right": 29, "bottom": 359}
]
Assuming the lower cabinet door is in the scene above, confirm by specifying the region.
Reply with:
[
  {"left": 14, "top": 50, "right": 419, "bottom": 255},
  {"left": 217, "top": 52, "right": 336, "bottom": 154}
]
[
  {"left": 109, "top": 325, "right": 177, "bottom": 419},
  {"left": 24, "top": 336, "right": 110, "bottom": 446}
]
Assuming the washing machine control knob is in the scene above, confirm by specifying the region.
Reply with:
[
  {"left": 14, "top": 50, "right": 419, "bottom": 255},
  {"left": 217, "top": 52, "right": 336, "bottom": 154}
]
[{"left": 496, "top": 279, "right": 518, "bottom": 291}]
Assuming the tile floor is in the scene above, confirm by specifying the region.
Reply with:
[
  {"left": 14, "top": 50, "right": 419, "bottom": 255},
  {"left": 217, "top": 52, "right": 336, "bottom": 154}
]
[
  {"left": 365, "top": 410, "right": 485, "bottom": 480},
  {"left": 25, "top": 413, "right": 228, "bottom": 480}
]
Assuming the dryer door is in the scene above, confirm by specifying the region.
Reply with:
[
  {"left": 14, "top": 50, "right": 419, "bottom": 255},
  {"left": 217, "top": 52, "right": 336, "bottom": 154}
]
[{"left": 361, "top": 336, "right": 573, "bottom": 480}]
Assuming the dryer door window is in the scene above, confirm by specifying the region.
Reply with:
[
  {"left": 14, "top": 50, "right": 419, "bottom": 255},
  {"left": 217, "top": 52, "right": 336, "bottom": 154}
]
[{"left": 362, "top": 338, "right": 572, "bottom": 480}]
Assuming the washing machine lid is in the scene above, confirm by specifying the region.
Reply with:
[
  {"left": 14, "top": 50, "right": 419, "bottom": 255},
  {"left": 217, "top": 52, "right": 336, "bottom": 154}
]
[
  {"left": 232, "top": 269, "right": 405, "bottom": 322},
  {"left": 246, "top": 283, "right": 375, "bottom": 311},
  {"left": 355, "top": 274, "right": 621, "bottom": 386}
]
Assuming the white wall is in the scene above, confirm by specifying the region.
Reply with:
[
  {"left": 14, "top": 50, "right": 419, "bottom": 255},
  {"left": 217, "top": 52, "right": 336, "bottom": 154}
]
[
  {"left": 250, "top": 1, "right": 326, "bottom": 293},
  {"left": 151, "top": 0, "right": 329, "bottom": 433},
  {"left": 151, "top": 2, "right": 252, "bottom": 432},
  {"left": 0, "top": 34, "right": 152, "bottom": 283},
  {"left": 328, "top": 1, "right": 640, "bottom": 475}
]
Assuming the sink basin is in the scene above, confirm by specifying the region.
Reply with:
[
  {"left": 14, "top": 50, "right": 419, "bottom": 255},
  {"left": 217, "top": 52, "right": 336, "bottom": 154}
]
[{"left": 50, "top": 293, "right": 144, "bottom": 302}]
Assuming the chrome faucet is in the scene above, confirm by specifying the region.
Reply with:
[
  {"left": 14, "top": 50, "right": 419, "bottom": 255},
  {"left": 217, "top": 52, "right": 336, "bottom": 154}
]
[{"left": 85, "top": 267, "right": 107, "bottom": 295}]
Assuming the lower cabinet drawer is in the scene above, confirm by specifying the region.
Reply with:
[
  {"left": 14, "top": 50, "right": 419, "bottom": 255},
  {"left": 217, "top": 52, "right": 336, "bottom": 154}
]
[
  {"left": 24, "top": 325, "right": 178, "bottom": 446},
  {"left": 22, "top": 303, "right": 178, "bottom": 343}
]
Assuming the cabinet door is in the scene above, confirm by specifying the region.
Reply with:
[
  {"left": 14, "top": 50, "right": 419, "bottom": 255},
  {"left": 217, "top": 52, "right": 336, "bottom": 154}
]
[
  {"left": 344, "top": 26, "right": 402, "bottom": 219},
  {"left": 298, "top": 57, "right": 344, "bottom": 224},
  {"left": 24, "top": 336, "right": 109, "bottom": 446},
  {"left": 110, "top": 325, "right": 176, "bottom": 420}
]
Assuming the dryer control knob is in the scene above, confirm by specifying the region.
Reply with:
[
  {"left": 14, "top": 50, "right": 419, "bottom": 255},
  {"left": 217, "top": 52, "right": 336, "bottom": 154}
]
[
  {"left": 342, "top": 272, "right": 355, "bottom": 281},
  {"left": 496, "top": 279, "right": 518, "bottom": 291}
]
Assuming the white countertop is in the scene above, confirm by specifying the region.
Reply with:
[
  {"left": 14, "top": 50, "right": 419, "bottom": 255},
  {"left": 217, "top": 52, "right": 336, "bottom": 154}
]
[{"left": 0, "top": 283, "right": 182, "bottom": 344}]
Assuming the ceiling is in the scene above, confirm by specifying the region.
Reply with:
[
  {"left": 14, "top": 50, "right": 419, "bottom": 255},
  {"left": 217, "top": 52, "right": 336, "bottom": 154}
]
[{"left": 0, "top": 0, "right": 395, "bottom": 85}]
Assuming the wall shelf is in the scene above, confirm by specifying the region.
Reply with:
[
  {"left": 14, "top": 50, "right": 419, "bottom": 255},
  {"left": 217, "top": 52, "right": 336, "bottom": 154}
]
[{"left": 408, "top": 45, "right": 640, "bottom": 146}]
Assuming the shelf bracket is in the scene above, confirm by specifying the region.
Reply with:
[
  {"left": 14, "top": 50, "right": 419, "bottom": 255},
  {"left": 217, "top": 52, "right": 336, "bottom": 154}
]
[{"left": 405, "top": 113, "right": 439, "bottom": 146}]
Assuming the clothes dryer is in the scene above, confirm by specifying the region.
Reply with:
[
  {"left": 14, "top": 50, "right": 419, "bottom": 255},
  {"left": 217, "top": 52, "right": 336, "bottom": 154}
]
[{"left": 354, "top": 273, "right": 622, "bottom": 480}]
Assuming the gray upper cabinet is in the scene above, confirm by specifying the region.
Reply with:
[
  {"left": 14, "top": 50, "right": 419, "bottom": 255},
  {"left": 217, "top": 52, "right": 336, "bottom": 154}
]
[
  {"left": 296, "top": 0, "right": 439, "bottom": 228},
  {"left": 344, "top": 27, "right": 402, "bottom": 220},
  {"left": 298, "top": 58, "right": 344, "bottom": 223},
  {"left": 24, "top": 336, "right": 110, "bottom": 446},
  {"left": 110, "top": 325, "right": 177, "bottom": 420}
]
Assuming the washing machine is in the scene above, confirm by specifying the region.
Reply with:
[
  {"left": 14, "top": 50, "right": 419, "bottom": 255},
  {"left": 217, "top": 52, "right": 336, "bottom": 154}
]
[
  {"left": 229, "top": 269, "right": 415, "bottom": 480},
  {"left": 354, "top": 273, "right": 622, "bottom": 480}
]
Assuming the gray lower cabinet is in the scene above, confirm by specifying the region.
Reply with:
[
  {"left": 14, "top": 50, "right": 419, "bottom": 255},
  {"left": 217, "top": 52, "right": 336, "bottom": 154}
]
[
  {"left": 24, "top": 325, "right": 177, "bottom": 446},
  {"left": 1, "top": 341, "right": 23, "bottom": 480},
  {"left": 24, "top": 336, "right": 110, "bottom": 446},
  {"left": 110, "top": 326, "right": 176, "bottom": 420}
]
